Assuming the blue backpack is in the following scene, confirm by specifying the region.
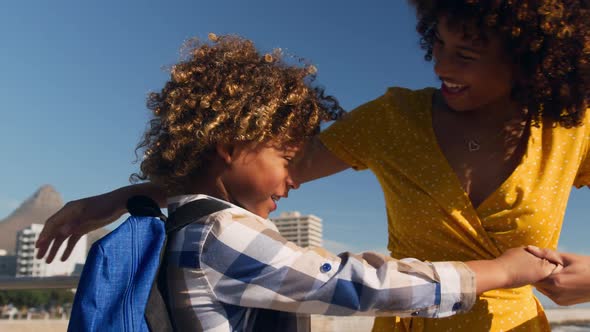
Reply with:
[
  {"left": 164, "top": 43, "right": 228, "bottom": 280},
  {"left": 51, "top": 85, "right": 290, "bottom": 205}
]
[{"left": 68, "top": 196, "right": 229, "bottom": 332}]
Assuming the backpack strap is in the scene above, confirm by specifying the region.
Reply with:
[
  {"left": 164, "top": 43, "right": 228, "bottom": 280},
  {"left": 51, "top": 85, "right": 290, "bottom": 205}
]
[
  {"left": 165, "top": 198, "right": 231, "bottom": 234},
  {"left": 127, "top": 195, "right": 167, "bottom": 221},
  {"left": 144, "top": 197, "right": 230, "bottom": 332}
]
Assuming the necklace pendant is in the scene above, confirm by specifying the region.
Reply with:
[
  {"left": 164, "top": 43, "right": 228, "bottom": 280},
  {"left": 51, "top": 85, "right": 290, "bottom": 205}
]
[{"left": 468, "top": 140, "right": 480, "bottom": 152}]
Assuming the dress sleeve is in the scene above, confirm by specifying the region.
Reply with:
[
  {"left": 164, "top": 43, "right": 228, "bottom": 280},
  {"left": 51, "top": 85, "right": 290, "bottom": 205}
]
[
  {"left": 573, "top": 109, "right": 590, "bottom": 188},
  {"left": 319, "top": 93, "right": 392, "bottom": 171},
  {"left": 199, "top": 211, "right": 476, "bottom": 318},
  {"left": 574, "top": 157, "right": 590, "bottom": 188}
]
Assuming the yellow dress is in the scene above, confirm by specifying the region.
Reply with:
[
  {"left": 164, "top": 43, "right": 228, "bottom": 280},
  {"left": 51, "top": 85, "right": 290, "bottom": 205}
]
[{"left": 320, "top": 87, "right": 590, "bottom": 331}]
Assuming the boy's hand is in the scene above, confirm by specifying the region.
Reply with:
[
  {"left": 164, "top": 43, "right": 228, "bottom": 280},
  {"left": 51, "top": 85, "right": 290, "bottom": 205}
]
[{"left": 495, "top": 247, "right": 560, "bottom": 289}]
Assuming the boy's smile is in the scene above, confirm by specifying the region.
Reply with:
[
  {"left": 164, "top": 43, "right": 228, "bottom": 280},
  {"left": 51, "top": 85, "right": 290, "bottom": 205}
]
[{"left": 219, "top": 141, "right": 301, "bottom": 218}]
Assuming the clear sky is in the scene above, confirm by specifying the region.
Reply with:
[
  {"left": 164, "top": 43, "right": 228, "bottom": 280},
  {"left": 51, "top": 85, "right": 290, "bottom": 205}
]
[{"left": 1, "top": 0, "right": 589, "bottom": 307}]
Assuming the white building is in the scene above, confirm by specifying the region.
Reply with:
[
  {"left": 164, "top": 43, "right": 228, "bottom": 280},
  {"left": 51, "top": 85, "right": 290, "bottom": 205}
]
[
  {"left": 0, "top": 249, "right": 16, "bottom": 277},
  {"left": 16, "top": 224, "right": 87, "bottom": 277},
  {"left": 270, "top": 211, "right": 322, "bottom": 248}
]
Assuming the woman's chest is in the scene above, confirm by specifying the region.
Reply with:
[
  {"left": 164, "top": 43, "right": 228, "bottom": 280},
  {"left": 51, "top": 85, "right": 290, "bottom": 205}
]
[{"left": 373, "top": 123, "right": 586, "bottom": 252}]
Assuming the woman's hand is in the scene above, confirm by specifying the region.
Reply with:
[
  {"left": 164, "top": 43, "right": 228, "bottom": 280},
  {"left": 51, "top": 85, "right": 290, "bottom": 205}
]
[
  {"left": 35, "top": 194, "right": 124, "bottom": 263},
  {"left": 526, "top": 246, "right": 590, "bottom": 306},
  {"left": 35, "top": 183, "right": 165, "bottom": 263}
]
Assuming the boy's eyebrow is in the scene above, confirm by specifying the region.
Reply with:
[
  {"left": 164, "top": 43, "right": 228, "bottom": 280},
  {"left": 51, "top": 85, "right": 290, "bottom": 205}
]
[{"left": 283, "top": 149, "right": 298, "bottom": 156}]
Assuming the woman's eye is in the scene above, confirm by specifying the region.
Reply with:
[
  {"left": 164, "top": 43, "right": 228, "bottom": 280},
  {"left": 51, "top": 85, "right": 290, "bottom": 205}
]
[{"left": 433, "top": 33, "right": 444, "bottom": 45}]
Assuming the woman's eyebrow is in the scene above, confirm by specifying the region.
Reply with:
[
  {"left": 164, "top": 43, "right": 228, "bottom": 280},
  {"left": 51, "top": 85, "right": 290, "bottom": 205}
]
[
  {"left": 435, "top": 26, "right": 485, "bottom": 53},
  {"left": 456, "top": 44, "right": 483, "bottom": 53}
]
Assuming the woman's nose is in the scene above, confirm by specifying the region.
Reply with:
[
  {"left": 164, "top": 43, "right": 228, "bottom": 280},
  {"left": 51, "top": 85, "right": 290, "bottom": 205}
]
[
  {"left": 434, "top": 56, "right": 449, "bottom": 78},
  {"left": 433, "top": 51, "right": 457, "bottom": 79}
]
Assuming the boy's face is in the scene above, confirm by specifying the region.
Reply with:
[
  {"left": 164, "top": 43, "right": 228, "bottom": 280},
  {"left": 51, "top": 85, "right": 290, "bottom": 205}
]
[
  {"left": 432, "top": 16, "right": 514, "bottom": 113},
  {"left": 220, "top": 141, "right": 301, "bottom": 218}
]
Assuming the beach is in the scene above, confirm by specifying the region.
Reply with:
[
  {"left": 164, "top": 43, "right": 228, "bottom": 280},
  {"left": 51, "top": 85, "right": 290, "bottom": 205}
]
[{"left": 2, "top": 309, "right": 588, "bottom": 332}]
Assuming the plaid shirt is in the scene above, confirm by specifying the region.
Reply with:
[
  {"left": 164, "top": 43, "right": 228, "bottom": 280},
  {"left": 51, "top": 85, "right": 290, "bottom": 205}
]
[{"left": 165, "top": 195, "right": 476, "bottom": 332}]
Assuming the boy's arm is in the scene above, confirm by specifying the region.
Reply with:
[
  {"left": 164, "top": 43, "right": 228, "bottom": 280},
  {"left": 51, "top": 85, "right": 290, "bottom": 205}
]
[
  {"left": 35, "top": 182, "right": 165, "bottom": 263},
  {"left": 200, "top": 213, "right": 557, "bottom": 318},
  {"left": 465, "top": 248, "right": 559, "bottom": 295}
]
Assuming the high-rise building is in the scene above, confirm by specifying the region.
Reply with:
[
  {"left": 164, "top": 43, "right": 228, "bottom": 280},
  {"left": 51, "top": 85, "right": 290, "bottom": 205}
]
[
  {"left": 16, "top": 224, "right": 87, "bottom": 277},
  {"left": 0, "top": 250, "right": 17, "bottom": 277},
  {"left": 270, "top": 211, "right": 322, "bottom": 248}
]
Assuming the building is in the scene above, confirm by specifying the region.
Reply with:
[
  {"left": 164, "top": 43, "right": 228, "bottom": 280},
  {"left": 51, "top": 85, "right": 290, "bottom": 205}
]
[
  {"left": 270, "top": 211, "right": 322, "bottom": 248},
  {"left": 15, "top": 224, "right": 87, "bottom": 277},
  {"left": 0, "top": 250, "right": 17, "bottom": 277}
]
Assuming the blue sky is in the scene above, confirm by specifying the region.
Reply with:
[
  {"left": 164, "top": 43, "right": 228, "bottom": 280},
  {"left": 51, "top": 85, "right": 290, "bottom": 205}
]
[{"left": 1, "top": 0, "right": 589, "bottom": 307}]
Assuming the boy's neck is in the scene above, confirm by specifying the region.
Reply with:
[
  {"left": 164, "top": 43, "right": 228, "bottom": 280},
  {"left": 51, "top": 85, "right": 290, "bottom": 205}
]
[{"left": 177, "top": 165, "right": 231, "bottom": 203}]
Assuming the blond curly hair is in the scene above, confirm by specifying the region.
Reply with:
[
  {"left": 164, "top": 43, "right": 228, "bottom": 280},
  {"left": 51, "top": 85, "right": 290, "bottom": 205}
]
[{"left": 131, "top": 34, "right": 343, "bottom": 193}]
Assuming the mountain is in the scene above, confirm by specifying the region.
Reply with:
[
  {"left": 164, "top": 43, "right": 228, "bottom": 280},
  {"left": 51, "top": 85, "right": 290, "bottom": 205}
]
[
  {"left": 0, "top": 185, "right": 63, "bottom": 253},
  {"left": 0, "top": 185, "right": 109, "bottom": 254}
]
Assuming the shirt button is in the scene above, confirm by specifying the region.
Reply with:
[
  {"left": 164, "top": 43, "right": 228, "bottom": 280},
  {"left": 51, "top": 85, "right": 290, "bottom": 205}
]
[{"left": 320, "top": 263, "right": 332, "bottom": 273}]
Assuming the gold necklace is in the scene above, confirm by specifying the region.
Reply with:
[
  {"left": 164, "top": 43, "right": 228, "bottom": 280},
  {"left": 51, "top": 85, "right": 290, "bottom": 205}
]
[
  {"left": 467, "top": 140, "right": 481, "bottom": 152},
  {"left": 465, "top": 116, "right": 529, "bottom": 153}
]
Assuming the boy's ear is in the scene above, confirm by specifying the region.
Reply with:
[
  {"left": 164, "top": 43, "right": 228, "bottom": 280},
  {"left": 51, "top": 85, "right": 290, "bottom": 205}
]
[{"left": 216, "top": 143, "right": 234, "bottom": 164}]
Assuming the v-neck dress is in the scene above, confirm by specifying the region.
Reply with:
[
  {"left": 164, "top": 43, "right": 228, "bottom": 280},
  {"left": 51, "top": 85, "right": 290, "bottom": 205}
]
[{"left": 320, "top": 87, "right": 590, "bottom": 331}]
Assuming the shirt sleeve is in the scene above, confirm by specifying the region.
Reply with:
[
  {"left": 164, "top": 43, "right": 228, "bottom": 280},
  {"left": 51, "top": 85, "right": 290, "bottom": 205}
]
[{"left": 199, "top": 212, "right": 476, "bottom": 318}]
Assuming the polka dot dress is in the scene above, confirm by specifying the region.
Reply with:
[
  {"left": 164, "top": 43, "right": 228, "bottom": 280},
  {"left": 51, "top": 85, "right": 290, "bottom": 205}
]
[{"left": 320, "top": 87, "right": 590, "bottom": 331}]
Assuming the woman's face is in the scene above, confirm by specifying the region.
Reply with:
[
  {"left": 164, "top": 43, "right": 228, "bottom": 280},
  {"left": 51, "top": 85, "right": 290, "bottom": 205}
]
[{"left": 433, "top": 16, "right": 515, "bottom": 113}]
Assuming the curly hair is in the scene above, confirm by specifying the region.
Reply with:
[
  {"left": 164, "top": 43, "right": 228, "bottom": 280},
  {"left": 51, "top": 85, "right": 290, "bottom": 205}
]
[
  {"left": 409, "top": 0, "right": 590, "bottom": 127},
  {"left": 131, "top": 34, "right": 343, "bottom": 193}
]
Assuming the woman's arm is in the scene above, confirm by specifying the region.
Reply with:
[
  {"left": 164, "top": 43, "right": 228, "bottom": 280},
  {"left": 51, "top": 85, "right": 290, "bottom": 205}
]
[
  {"left": 291, "top": 136, "right": 351, "bottom": 184},
  {"left": 35, "top": 182, "right": 165, "bottom": 263},
  {"left": 35, "top": 135, "right": 349, "bottom": 263}
]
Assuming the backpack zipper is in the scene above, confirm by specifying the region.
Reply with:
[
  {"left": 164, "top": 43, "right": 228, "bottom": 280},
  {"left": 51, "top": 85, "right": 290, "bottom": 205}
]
[{"left": 123, "top": 218, "right": 138, "bottom": 331}]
